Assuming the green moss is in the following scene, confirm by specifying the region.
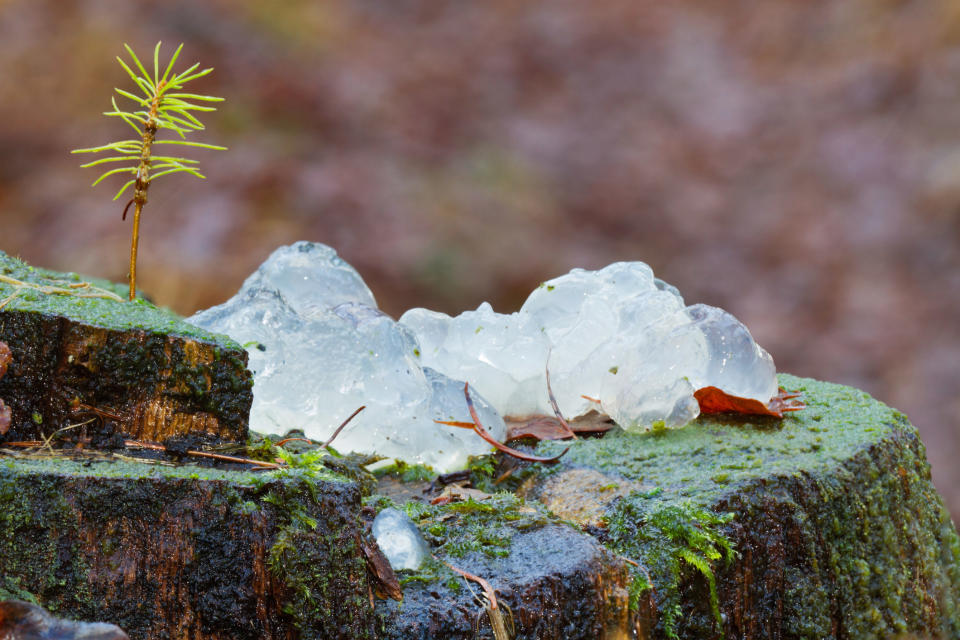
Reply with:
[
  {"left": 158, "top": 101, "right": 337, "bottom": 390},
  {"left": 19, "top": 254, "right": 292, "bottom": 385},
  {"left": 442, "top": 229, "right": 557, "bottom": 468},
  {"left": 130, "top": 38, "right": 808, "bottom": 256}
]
[
  {"left": 534, "top": 375, "right": 904, "bottom": 505},
  {"left": 0, "top": 454, "right": 373, "bottom": 638},
  {"left": 532, "top": 374, "right": 960, "bottom": 638},
  {"left": 605, "top": 494, "right": 735, "bottom": 639},
  {"left": 372, "top": 460, "right": 437, "bottom": 484},
  {"left": 0, "top": 251, "right": 237, "bottom": 348}
]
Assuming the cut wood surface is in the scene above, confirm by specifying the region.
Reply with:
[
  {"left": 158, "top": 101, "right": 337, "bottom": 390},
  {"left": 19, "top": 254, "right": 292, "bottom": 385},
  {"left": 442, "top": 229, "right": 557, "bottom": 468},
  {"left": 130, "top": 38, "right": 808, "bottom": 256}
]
[{"left": 0, "top": 252, "right": 252, "bottom": 444}]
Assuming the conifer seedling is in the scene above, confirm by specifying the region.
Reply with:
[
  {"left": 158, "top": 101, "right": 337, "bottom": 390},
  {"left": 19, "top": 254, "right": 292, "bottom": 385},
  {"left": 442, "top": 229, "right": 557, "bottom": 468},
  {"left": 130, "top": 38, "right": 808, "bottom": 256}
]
[{"left": 72, "top": 42, "right": 226, "bottom": 300}]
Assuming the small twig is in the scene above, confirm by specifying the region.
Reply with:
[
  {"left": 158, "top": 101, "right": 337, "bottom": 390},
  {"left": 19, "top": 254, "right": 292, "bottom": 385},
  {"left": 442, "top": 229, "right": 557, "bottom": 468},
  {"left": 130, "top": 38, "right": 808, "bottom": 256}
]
[
  {"left": 71, "top": 402, "right": 124, "bottom": 422},
  {"left": 0, "top": 274, "right": 123, "bottom": 306},
  {"left": 321, "top": 405, "right": 366, "bottom": 449},
  {"left": 439, "top": 557, "right": 498, "bottom": 610},
  {"left": 274, "top": 437, "right": 314, "bottom": 447},
  {"left": 123, "top": 439, "right": 281, "bottom": 469},
  {"left": 463, "top": 383, "right": 568, "bottom": 464},
  {"left": 38, "top": 420, "right": 96, "bottom": 452}
]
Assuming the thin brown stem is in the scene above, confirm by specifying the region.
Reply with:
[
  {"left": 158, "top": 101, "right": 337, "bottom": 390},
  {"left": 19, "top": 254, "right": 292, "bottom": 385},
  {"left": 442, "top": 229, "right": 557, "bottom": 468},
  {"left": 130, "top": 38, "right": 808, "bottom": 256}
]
[
  {"left": 321, "top": 405, "right": 366, "bottom": 449},
  {"left": 128, "top": 200, "right": 143, "bottom": 300},
  {"left": 127, "top": 83, "right": 163, "bottom": 301}
]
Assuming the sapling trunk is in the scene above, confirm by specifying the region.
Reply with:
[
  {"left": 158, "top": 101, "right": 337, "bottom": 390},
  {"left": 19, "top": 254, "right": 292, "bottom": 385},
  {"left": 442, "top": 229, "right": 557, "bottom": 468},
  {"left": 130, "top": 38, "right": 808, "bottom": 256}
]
[{"left": 72, "top": 43, "right": 225, "bottom": 301}]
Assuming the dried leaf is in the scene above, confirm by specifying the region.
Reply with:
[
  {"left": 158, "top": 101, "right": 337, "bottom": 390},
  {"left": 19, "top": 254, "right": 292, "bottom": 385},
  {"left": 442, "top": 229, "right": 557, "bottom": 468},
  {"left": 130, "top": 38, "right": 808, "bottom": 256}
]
[
  {"left": 430, "top": 485, "right": 492, "bottom": 505},
  {"left": 358, "top": 533, "right": 403, "bottom": 601},
  {"left": 694, "top": 386, "right": 804, "bottom": 418},
  {"left": 505, "top": 413, "right": 614, "bottom": 442}
]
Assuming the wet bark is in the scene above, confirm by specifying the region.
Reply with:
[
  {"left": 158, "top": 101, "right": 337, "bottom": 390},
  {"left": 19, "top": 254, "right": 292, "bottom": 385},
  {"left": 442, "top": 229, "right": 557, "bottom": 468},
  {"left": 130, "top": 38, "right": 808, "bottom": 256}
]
[
  {"left": 0, "top": 458, "right": 376, "bottom": 640},
  {"left": 0, "top": 310, "right": 251, "bottom": 444}
]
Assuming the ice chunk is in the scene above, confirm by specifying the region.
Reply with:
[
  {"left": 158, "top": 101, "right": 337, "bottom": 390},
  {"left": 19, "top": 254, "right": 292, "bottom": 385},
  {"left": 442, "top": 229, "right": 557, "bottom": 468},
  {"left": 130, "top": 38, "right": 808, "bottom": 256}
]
[
  {"left": 402, "top": 261, "right": 778, "bottom": 431},
  {"left": 400, "top": 304, "right": 549, "bottom": 417},
  {"left": 191, "top": 241, "right": 779, "bottom": 470},
  {"left": 189, "top": 244, "right": 501, "bottom": 472},
  {"left": 372, "top": 507, "right": 428, "bottom": 571},
  {"left": 238, "top": 241, "right": 376, "bottom": 318},
  {"left": 684, "top": 304, "right": 778, "bottom": 400}
]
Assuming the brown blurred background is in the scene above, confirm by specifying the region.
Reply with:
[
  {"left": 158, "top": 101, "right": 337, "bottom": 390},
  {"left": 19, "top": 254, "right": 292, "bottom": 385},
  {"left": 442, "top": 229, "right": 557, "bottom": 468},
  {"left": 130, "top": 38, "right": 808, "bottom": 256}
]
[{"left": 1, "top": 0, "right": 958, "bottom": 517}]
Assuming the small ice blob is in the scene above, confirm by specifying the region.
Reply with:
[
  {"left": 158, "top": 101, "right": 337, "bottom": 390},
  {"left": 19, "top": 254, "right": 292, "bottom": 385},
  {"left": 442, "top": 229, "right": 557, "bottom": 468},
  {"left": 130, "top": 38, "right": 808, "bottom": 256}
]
[
  {"left": 372, "top": 507, "right": 429, "bottom": 571},
  {"left": 684, "top": 304, "right": 778, "bottom": 401}
]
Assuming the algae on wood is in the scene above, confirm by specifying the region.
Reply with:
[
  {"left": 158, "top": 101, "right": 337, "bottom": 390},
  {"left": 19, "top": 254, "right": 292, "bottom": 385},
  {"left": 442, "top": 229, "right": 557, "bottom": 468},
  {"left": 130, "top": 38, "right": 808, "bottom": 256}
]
[
  {"left": 0, "top": 252, "right": 252, "bottom": 444},
  {"left": 528, "top": 375, "right": 960, "bottom": 639},
  {"left": 0, "top": 456, "right": 376, "bottom": 640}
]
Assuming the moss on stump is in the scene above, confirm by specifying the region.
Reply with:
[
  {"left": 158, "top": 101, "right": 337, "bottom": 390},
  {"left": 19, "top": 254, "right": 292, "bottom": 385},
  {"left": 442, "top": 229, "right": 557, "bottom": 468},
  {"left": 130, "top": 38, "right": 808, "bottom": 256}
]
[
  {"left": 527, "top": 375, "right": 960, "bottom": 639},
  {"left": 0, "top": 457, "right": 377, "bottom": 640},
  {"left": 0, "top": 252, "right": 252, "bottom": 444}
]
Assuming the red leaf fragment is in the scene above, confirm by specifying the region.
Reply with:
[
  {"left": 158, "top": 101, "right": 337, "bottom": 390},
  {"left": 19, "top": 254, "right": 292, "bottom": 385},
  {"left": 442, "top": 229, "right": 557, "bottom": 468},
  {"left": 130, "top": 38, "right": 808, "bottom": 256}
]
[{"left": 694, "top": 386, "right": 805, "bottom": 418}]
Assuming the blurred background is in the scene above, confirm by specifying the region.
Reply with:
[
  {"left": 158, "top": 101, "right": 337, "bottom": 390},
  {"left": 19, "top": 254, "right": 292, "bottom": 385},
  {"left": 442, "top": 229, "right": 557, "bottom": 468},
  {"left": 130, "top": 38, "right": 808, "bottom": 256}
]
[{"left": 1, "top": 0, "right": 958, "bottom": 517}]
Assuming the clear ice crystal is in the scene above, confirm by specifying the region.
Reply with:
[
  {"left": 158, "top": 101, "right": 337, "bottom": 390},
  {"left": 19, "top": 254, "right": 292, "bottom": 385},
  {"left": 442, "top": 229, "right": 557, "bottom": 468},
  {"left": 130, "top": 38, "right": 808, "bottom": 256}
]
[
  {"left": 401, "top": 261, "right": 778, "bottom": 431},
  {"left": 242, "top": 241, "right": 377, "bottom": 317},
  {"left": 189, "top": 242, "right": 778, "bottom": 472},
  {"left": 372, "top": 507, "right": 429, "bottom": 571},
  {"left": 189, "top": 243, "right": 503, "bottom": 472}
]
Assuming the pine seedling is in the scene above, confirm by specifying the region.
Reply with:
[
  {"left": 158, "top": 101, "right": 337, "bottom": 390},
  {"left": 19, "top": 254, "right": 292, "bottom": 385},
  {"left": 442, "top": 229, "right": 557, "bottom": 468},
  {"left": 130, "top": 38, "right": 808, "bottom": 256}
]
[{"left": 72, "top": 42, "right": 226, "bottom": 301}]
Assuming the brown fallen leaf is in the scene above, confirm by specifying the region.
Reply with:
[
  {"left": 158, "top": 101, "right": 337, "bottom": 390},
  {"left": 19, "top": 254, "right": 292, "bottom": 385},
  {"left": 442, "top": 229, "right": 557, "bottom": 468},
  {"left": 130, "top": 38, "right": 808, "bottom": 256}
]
[
  {"left": 0, "top": 600, "right": 129, "bottom": 640},
  {"left": 358, "top": 533, "right": 403, "bottom": 602},
  {"left": 694, "top": 386, "right": 804, "bottom": 418},
  {"left": 430, "top": 484, "right": 492, "bottom": 506},
  {"left": 505, "top": 413, "right": 614, "bottom": 442}
]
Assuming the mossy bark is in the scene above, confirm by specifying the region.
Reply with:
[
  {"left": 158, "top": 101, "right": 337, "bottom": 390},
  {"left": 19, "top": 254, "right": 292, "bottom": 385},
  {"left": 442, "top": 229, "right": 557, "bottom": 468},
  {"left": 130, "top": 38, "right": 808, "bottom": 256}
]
[
  {"left": 0, "top": 252, "right": 252, "bottom": 444},
  {"left": 0, "top": 458, "right": 376, "bottom": 640},
  {"left": 528, "top": 375, "right": 960, "bottom": 639}
]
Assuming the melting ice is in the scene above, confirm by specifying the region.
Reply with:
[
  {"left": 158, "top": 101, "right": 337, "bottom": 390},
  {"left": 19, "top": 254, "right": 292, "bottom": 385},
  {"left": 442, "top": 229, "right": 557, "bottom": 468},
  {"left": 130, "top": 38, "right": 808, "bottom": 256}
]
[
  {"left": 189, "top": 242, "right": 777, "bottom": 471},
  {"left": 401, "top": 262, "right": 777, "bottom": 430},
  {"left": 372, "top": 507, "right": 429, "bottom": 571},
  {"left": 189, "top": 242, "right": 505, "bottom": 472}
]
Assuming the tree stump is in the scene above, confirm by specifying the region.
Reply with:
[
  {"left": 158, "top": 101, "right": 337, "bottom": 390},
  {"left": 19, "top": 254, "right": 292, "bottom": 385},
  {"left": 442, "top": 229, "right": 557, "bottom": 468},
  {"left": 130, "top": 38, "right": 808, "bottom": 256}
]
[
  {"left": 0, "top": 252, "right": 252, "bottom": 444},
  {"left": 524, "top": 375, "right": 960, "bottom": 639},
  {"left": 0, "top": 456, "right": 376, "bottom": 640}
]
